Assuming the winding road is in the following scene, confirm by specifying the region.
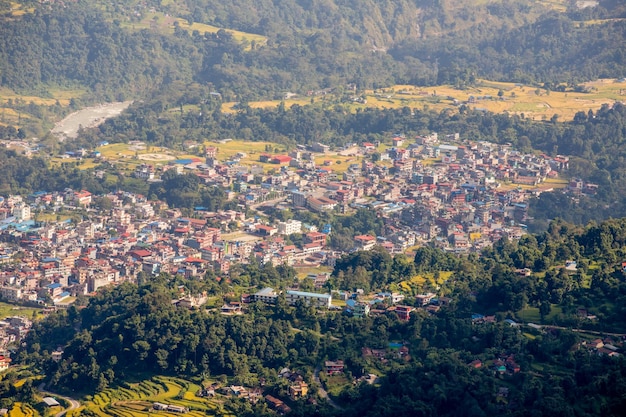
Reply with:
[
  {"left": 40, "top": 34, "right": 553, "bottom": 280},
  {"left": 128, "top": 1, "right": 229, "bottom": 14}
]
[
  {"left": 313, "top": 365, "right": 343, "bottom": 410},
  {"left": 38, "top": 384, "right": 81, "bottom": 417}
]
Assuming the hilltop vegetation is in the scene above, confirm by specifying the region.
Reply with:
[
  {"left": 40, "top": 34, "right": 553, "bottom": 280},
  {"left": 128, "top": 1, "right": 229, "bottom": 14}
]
[
  {"left": 1, "top": 0, "right": 626, "bottom": 103},
  {"left": 16, "top": 216, "right": 626, "bottom": 416}
]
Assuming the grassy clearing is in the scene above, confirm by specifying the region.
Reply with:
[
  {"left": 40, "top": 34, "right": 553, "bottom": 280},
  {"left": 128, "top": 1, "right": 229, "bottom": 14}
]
[
  {"left": 581, "top": 18, "right": 626, "bottom": 26},
  {"left": 120, "top": 12, "right": 266, "bottom": 49},
  {"left": 295, "top": 266, "right": 333, "bottom": 279},
  {"left": 314, "top": 154, "right": 361, "bottom": 174},
  {"left": 323, "top": 374, "right": 351, "bottom": 397},
  {"left": 0, "top": 86, "right": 85, "bottom": 106},
  {"left": 543, "top": 177, "right": 568, "bottom": 188},
  {"left": 0, "top": 302, "right": 43, "bottom": 320},
  {"left": 536, "top": 0, "right": 568, "bottom": 12},
  {"left": 518, "top": 305, "right": 563, "bottom": 323},
  {"left": 1, "top": 2, "right": 35, "bottom": 17}
]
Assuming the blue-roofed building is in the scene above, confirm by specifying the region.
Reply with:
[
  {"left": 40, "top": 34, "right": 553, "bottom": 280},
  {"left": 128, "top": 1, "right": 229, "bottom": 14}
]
[
  {"left": 286, "top": 290, "right": 332, "bottom": 309},
  {"left": 345, "top": 299, "right": 370, "bottom": 317},
  {"left": 46, "top": 282, "right": 63, "bottom": 298}
]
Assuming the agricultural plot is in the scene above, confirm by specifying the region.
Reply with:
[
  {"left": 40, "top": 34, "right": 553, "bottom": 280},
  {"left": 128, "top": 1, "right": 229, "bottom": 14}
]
[
  {"left": 398, "top": 271, "right": 454, "bottom": 295},
  {"left": 0, "top": 86, "right": 85, "bottom": 107},
  {"left": 70, "top": 376, "right": 223, "bottom": 417},
  {"left": 82, "top": 139, "right": 292, "bottom": 174},
  {"left": 7, "top": 402, "right": 38, "bottom": 417},
  {"left": 228, "top": 79, "right": 626, "bottom": 122}
]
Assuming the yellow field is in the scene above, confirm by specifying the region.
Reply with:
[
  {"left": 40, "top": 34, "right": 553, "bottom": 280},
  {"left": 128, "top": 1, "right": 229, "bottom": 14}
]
[
  {"left": 1, "top": 1, "right": 35, "bottom": 17},
  {"left": 398, "top": 271, "right": 454, "bottom": 294},
  {"left": 581, "top": 18, "right": 626, "bottom": 26},
  {"left": 536, "top": 0, "right": 568, "bottom": 12},
  {"left": 64, "top": 139, "right": 296, "bottom": 173},
  {"left": 222, "top": 98, "right": 312, "bottom": 113},
  {"left": 543, "top": 177, "right": 568, "bottom": 188},
  {"left": 0, "top": 86, "right": 85, "bottom": 106},
  {"left": 315, "top": 154, "right": 362, "bottom": 174},
  {"left": 173, "top": 18, "right": 267, "bottom": 47},
  {"left": 72, "top": 376, "right": 224, "bottom": 417},
  {"left": 227, "top": 79, "right": 626, "bottom": 122},
  {"left": 8, "top": 402, "right": 38, "bottom": 417},
  {"left": 121, "top": 12, "right": 266, "bottom": 49}
]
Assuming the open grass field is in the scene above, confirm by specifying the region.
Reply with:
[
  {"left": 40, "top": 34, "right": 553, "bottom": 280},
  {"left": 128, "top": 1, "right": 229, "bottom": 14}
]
[
  {"left": 120, "top": 12, "right": 267, "bottom": 49},
  {"left": 1, "top": 1, "right": 34, "bottom": 17},
  {"left": 226, "top": 79, "right": 626, "bottom": 122},
  {"left": 66, "top": 376, "right": 229, "bottom": 417},
  {"left": 295, "top": 266, "right": 333, "bottom": 280},
  {"left": 314, "top": 153, "right": 362, "bottom": 174},
  {"left": 0, "top": 302, "right": 43, "bottom": 320},
  {"left": 0, "top": 86, "right": 85, "bottom": 107},
  {"left": 518, "top": 305, "right": 563, "bottom": 323}
]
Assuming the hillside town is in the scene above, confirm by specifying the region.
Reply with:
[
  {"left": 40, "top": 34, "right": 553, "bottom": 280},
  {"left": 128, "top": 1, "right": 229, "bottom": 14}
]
[{"left": 0, "top": 133, "right": 575, "bottom": 313}]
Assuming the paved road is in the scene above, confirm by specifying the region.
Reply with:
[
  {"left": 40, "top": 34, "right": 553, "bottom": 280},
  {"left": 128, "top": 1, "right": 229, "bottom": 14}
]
[
  {"left": 38, "top": 384, "right": 81, "bottom": 417},
  {"left": 520, "top": 322, "right": 626, "bottom": 338},
  {"left": 314, "top": 365, "right": 342, "bottom": 410}
]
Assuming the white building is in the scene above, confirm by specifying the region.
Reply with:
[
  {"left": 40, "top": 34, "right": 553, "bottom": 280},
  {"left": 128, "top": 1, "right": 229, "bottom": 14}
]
[
  {"left": 286, "top": 290, "right": 332, "bottom": 309},
  {"left": 12, "top": 204, "right": 30, "bottom": 222},
  {"left": 277, "top": 219, "right": 302, "bottom": 235}
]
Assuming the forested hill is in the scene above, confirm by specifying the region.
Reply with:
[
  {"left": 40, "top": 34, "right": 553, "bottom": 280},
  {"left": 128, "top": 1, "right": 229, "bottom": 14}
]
[
  {"left": 18, "top": 217, "right": 626, "bottom": 416},
  {"left": 2, "top": 0, "right": 626, "bottom": 99}
]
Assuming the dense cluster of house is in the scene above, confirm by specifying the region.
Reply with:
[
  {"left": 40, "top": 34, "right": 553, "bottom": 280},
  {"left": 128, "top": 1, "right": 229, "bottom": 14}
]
[
  {"left": 0, "top": 133, "right": 576, "bottom": 379},
  {"left": 0, "top": 316, "right": 31, "bottom": 362}
]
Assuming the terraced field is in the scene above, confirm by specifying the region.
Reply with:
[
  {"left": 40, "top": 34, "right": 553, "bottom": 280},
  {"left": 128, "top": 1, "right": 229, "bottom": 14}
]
[
  {"left": 65, "top": 376, "right": 230, "bottom": 417},
  {"left": 7, "top": 402, "right": 44, "bottom": 417}
]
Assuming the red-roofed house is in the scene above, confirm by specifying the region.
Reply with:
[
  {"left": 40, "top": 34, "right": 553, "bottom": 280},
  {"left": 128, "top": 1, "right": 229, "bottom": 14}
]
[
  {"left": 129, "top": 249, "right": 152, "bottom": 259},
  {"left": 354, "top": 235, "right": 376, "bottom": 251}
]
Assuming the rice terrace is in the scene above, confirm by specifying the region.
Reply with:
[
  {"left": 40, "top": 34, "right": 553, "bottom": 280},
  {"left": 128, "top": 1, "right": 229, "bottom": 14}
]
[{"left": 61, "top": 376, "right": 234, "bottom": 417}]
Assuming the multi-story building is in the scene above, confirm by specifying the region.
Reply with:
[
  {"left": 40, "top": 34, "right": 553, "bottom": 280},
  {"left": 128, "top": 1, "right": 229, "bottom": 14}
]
[
  {"left": 251, "top": 287, "right": 278, "bottom": 304},
  {"left": 285, "top": 290, "right": 331, "bottom": 308},
  {"left": 277, "top": 219, "right": 302, "bottom": 235}
]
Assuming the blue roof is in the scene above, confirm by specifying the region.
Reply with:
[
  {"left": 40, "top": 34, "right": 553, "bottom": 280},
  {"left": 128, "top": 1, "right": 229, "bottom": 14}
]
[
  {"left": 174, "top": 159, "right": 194, "bottom": 165},
  {"left": 47, "top": 283, "right": 62, "bottom": 289}
]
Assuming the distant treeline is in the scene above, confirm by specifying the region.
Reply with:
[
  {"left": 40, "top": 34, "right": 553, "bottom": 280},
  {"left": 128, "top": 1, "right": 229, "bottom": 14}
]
[{"left": 1, "top": 1, "right": 626, "bottom": 101}]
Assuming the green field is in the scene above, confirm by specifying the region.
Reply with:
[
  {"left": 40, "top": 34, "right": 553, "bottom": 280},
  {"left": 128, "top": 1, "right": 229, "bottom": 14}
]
[
  {"left": 518, "top": 305, "right": 563, "bottom": 323},
  {"left": 0, "top": 302, "right": 43, "bottom": 320}
]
